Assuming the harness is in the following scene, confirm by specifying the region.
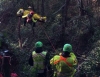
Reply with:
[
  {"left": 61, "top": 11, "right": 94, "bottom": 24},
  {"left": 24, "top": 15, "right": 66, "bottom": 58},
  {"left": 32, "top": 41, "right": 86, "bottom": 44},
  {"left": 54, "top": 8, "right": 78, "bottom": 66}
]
[
  {"left": 27, "top": 13, "right": 37, "bottom": 23},
  {"left": 54, "top": 56, "right": 72, "bottom": 67}
]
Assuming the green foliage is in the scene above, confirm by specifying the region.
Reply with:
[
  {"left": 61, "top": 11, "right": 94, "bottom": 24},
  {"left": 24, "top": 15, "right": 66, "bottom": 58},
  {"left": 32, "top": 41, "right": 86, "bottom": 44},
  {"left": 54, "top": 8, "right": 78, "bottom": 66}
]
[
  {"left": 1, "top": 0, "right": 100, "bottom": 77},
  {"left": 92, "top": 26, "right": 100, "bottom": 41},
  {"left": 78, "top": 46, "right": 100, "bottom": 76}
]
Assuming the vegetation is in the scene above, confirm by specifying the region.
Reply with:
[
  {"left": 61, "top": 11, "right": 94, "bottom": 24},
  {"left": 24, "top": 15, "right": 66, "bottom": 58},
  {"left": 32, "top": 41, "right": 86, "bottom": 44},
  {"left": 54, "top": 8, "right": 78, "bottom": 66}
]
[{"left": 0, "top": 0, "right": 100, "bottom": 77}]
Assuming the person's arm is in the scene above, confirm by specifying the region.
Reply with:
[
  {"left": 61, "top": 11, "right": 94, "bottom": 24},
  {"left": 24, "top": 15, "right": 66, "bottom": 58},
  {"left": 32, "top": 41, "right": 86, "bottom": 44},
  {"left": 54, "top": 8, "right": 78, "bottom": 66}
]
[
  {"left": 70, "top": 52, "right": 78, "bottom": 66},
  {"left": 28, "top": 54, "right": 34, "bottom": 66},
  {"left": 17, "top": 9, "right": 24, "bottom": 17}
]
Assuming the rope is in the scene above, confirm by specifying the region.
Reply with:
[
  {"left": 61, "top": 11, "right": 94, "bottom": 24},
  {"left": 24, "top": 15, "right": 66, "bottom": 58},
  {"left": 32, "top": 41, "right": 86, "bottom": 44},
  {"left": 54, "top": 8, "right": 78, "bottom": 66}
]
[
  {"left": 0, "top": 0, "right": 66, "bottom": 52},
  {"left": 40, "top": 23, "right": 56, "bottom": 52},
  {"left": 0, "top": 0, "right": 68, "bottom": 58},
  {"left": 38, "top": 0, "right": 67, "bottom": 52}
]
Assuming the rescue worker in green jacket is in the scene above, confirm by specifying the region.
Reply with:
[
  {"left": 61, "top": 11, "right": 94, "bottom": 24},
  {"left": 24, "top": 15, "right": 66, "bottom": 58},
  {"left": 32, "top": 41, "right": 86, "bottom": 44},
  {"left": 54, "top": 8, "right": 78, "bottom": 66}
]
[
  {"left": 28, "top": 41, "right": 51, "bottom": 77},
  {"left": 50, "top": 44, "right": 78, "bottom": 77}
]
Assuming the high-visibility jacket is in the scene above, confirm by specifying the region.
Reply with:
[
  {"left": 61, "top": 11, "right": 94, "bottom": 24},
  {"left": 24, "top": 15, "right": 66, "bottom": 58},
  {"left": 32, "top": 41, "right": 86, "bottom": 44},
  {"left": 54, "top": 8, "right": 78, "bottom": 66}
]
[
  {"left": 50, "top": 52, "right": 78, "bottom": 77},
  {"left": 22, "top": 11, "right": 46, "bottom": 22},
  {"left": 17, "top": 9, "right": 32, "bottom": 18},
  {"left": 32, "top": 14, "right": 47, "bottom": 22},
  {"left": 32, "top": 51, "right": 47, "bottom": 72},
  {"left": 17, "top": 9, "right": 47, "bottom": 22},
  {"left": 22, "top": 10, "right": 30, "bottom": 18}
]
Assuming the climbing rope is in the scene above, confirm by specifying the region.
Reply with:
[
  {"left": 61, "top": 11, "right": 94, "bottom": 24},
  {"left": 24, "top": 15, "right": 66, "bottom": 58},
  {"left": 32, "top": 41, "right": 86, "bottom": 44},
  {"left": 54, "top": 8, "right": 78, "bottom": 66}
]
[
  {"left": 15, "top": 0, "right": 67, "bottom": 51},
  {"left": 40, "top": 23, "right": 56, "bottom": 52}
]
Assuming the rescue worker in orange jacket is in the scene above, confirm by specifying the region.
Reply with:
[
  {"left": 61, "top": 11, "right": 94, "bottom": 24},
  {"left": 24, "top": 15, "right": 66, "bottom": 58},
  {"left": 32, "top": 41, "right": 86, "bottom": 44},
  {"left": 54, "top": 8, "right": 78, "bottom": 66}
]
[
  {"left": 28, "top": 41, "right": 51, "bottom": 77},
  {"left": 17, "top": 6, "right": 47, "bottom": 26},
  {"left": 50, "top": 44, "right": 78, "bottom": 77}
]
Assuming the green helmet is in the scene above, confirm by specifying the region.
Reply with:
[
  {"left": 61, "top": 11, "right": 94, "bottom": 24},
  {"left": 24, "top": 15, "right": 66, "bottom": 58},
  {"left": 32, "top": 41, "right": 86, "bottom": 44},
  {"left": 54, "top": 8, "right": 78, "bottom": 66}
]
[
  {"left": 35, "top": 41, "right": 43, "bottom": 48},
  {"left": 63, "top": 44, "right": 72, "bottom": 52}
]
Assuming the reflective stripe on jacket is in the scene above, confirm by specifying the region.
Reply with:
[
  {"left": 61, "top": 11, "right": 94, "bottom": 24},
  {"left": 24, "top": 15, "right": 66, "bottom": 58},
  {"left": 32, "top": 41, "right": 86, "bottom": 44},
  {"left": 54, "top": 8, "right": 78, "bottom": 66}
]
[
  {"left": 32, "top": 51, "right": 47, "bottom": 70},
  {"left": 54, "top": 56, "right": 72, "bottom": 67},
  {"left": 22, "top": 10, "right": 30, "bottom": 18},
  {"left": 50, "top": 52, "right": 78, "bottom": 77}
]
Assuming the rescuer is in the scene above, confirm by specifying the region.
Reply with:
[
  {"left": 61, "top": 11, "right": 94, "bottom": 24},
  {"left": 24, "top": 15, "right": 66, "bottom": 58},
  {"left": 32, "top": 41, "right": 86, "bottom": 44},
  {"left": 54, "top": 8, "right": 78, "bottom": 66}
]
[
  {"left": 28, "top": 41, "right": 51, "bottom": 77},
  {"left": 50, "top": 44, "right": 78, "bottom": 77},
  {"left": 17, "top": 6, "right": 47, "bottom": 27}
]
